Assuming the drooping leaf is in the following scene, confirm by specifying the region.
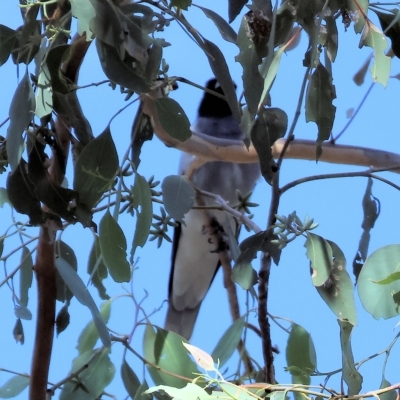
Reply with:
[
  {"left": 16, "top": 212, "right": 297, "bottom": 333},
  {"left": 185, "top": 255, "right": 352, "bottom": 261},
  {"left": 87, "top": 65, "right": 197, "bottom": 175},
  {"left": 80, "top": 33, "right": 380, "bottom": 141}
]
[
  {"left": 338, "top": 320, "right": 363, "bottom": 395},
  {"left": 162, "top": 175, "right": 195, "bottom": 222},
  {"left": 35, "top": 63, "right": 53, "bottom": 118},
  {"left": 0, "top": 375, "right": 29, "bottom": 398},
  {"left": 235, "top": 13, "right": 263, "bottom": 117},
  {"left": 286, "top": 323, "right": 316, "bottom": 375},
  {"left": 232, "top": 261, "right": 257, "bottom": 290},
  {"left": 60, "top": 348, "right": 115, "bottom": 400},
  {"left": 316, "top": 240, "right": 357, "bottom": 325},
  {"left": 77, "top": 300, "right": 112, "bottom": 354},
  {"left": 0, "top": 188, "right": 10, "bottom": 207},
  {"left": 45, "top": 44, "right": 71, "bottom": 95},
  {"left": 211, "top": 317, "right": 245, "bottom": 367},
  {"left": 228, "top": 0, "right": 248, "bottom": 23},
  {"left": 99, "top": 211, "right": 131, "bottom": 283},
  {"left": 87, "top": 235, "right": 110, "bottom": 300},
  {"left": 6, "top": 72, "right": 35, "bottom": 171},
  {"left": 304, "top": 232, "right": 332, "bottom": 287},
  {"left": 353, "top": 178, "right": 380, "bottom": 281},
  {"left": 143, "top": 324, "right": 200, "bottom": 388},
  {"left": 358, "top": 244, "right": 400, "bottom": 319},
  {"left": 0, "top": 25, "right": 18, "bottom": 66},
  {"left": 121, "top": 359, "right": 141, "bottom": 398},
  {"left": 131, "top": 173, "right": 153, "bottom": 261},
  {"left": 359, "top": 21, "right": 391, "bottom": 86},
  {"left": 196, "top": 6, "right": 237, "bottom": 43},
  {"left": 56, "top": 303, "right": 71, "bottom": 336},
  {"left": 74, "top": 125, "right": 119, "bottom": 210},
  {"left": 19, "top": 246, "right": 33, "bottom": 308},
  {"left": 55, "top": 241, "right": 77, "bottom": 303},
  {"left": 305, "top": 63, "right": 336, "bottom": 158},
  {"left": 13, "top": 318, "right": 24, "bottom": 344},
  {"left": 374, "top": 9, "right": 400, "bottom": 58},
  {"left": 55, "top": 257, "right": 111, "bottom": 348},
  {"left": 153, "top": 98, "right": 192, "bottom": 142},
  {"left": 201, "top": 38, "right": 241, "bottom": 122},
  {"left": 96, "top": 38, "right": 151, "bottom": 93},
  {"left": 379, "top": 377, "right": 397, "bottom": 400}
]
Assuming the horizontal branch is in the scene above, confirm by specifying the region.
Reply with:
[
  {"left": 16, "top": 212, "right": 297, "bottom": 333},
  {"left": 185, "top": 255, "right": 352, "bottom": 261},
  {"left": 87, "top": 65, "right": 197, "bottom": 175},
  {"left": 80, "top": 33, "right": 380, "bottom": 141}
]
[{"left": 142, "top": 95, "right": 400, "bottom": 174}]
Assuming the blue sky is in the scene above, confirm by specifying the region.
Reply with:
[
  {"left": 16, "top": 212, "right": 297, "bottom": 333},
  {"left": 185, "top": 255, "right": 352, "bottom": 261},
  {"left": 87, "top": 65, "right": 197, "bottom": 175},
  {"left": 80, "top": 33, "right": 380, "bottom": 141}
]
[{"left": 1, "top": 1, "right": 400, "bottom": 398}]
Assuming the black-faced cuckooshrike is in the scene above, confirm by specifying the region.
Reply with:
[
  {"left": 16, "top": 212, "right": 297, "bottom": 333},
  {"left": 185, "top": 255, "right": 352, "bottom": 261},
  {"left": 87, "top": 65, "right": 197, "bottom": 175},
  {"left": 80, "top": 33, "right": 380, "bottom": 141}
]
[{"left": 164, "top": 79, "right": 260, "bottom": 340}]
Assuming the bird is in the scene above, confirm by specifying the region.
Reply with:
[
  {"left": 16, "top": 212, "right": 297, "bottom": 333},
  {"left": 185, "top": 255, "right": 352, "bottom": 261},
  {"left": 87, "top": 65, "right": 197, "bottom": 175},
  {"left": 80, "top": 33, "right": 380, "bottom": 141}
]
[{"left": 164, "top": 78, "right": 261, "bottom": 340}]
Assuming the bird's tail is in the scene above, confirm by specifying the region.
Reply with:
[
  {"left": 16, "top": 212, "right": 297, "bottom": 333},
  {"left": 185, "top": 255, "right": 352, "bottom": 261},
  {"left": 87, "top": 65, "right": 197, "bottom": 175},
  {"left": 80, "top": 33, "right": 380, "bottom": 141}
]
[{"left": 164, "top": 303, "right": 201, "bottom": 340}]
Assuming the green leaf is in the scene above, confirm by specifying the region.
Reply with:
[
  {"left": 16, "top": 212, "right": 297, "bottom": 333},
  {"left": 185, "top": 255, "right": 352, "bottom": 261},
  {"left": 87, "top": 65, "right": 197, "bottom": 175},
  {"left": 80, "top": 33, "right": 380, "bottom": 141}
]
[
  {"left": 14, "top": 305, "right": 32, "bottom": 320},
  {"left": 96, "top": 38, "right": 151, "bottom": 93},
  {"left": 228, "top": 0, "right": 247, "bottom": 23},
  {"left": 87, "top": 235, "right": 110, "bottom": 300},
  {"left": 304, "top": 232, "right": 332, "bottom": 287},
  {"left": 359, "top": 21, "right": 391, "bottom": 87},
  {"left": 60, "top": 348, "right": 115, "bottom": 400},
  {"left": 286, "top": 323, "right": 316, "bottom": 375},
  {"left": 6, "top": 72, "right": 35, "bottom": 171},
  {"left": 305, "top": 63, "right": 336, "bottom": 158},
  {"left": 338, "top": 320, "right": 363, "bottom": 395},
  {"left": 235, "top": 14, "right": 263, "bottom": 117},
  {"left": 195, "top": 6, "right": 237, "bottom": 43},
  {"left": 131, "top": 173, "right": 153, "bottom": 260},
  {"left": 143, "top": 324, "right": 200, "bottom": 388},
  {"left": 0, "top": 25, "right": 18, "bottom": 66},
  {"left": 13, "top": 319, "right": 24, "bottom": 344},
  {"left": 99, "top": 211, "right": 131, "bottom": 283},
  {"left": 374, "top": 271, "right": 400, "bottom": 284},
  {"left": 231, "top": 262, "right": 257, "bottom": 290},
  {"left": 121, "top": 359, "right": 141, "bottom": 398},
  {"left": 74, "top": 125, "right": 119, "bottom": 210},
  {"left": 154, "top": 98, "right": 192, "bottom": 142},
  {"left": 55, "top": 257, "right": 111, "bottom": 348},
  {"left": 35, "top": 63, "right": 53, "bottom": 118},
  {"left": 56, "top": 303, "right": 70, "bottom": 336},
  {"left": 358, "top": 244, "right": 400, "bottom": 319},
  {"left": 77, "top": 300, "right": 112, "bottom": 354},
  {"left": 211, "top": 317, "right": 245, "bottom": 367},
  {"left": 19, "top": 246, "right": 33, "bottom": 308},
  {"left": 0, "top": 375, "right": 29, "bottom": 398},
  {"left": 316, "top": 240, "right": 357, "bottom": 325},
  {"left": 55, "top": 241, "right": 78, "bottom": 303},
  {"left": 379, "top": 377, "right": 397, "bottom": 400},
  {"left": 171, "top": 0, "right": 191, "bottom": 10},
  {"left": 162, "top": 175, "right": 195, "bottom": 222},
  {"left": 200, "top": 39, "right": 240, "bottom": 122}
]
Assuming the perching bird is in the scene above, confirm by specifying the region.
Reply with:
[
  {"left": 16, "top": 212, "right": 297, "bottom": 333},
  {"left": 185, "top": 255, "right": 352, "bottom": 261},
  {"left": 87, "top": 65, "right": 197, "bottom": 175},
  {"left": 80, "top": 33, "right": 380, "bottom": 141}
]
[{"left": 164, "top": 79, "right": 261, "bottom": 340}]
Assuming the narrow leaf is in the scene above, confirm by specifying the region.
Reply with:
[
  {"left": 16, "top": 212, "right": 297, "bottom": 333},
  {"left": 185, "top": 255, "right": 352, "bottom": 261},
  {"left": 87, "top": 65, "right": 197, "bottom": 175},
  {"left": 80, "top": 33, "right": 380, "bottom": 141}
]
[
  {"left": 55, "top": 257, "right": 111, "bottom": 348},
  {"left": 19, "top": 246, "right": 33, "bottom": 307},
  {"left": 99, "top": 211, "right": 131, "bottom": 283},
  {"left": 0, "top": 375, "right": 29, "bottom": 398},
  {"left": 6, "top": 72, "right": 35, "bottom": 170}
]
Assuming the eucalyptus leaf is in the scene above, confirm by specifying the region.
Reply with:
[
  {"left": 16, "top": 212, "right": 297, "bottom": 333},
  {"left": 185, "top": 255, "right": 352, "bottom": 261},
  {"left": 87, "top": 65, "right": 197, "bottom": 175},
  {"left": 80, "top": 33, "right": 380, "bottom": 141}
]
[
  {"left": 0, "top": 25, "right": 18, "bottom": 66},
  {"left": 6, "top": 72, "right": 35, "bottom": 171},
  {"left": 162, "top": 175, "right": 195, "bottom": 222},
  {"left": 19, "top": 246, "right": 33, "bottom": 308},
  {"left": 74, "top": 125, "right": 119, "bottom": 210},
  {"left": 338, "top": 320, "right": 363, "bottom": 395},
  {"left": 304, "top": 232, "right": 332, "bottom": 287},
  {"left": 60, "top": 348, "right": 115, "bottom": 400},
  {"left": 131, "top": 173, "right": 153, "bottom": 261},
  {"left": 153, "top": 98, "right": 192, "bottom": 142},
  {"left": 0, "top": 375, "right": 29, "bottom": 398},
  {"left": 99, "top": 211, "right": 131, "bottom": 283},
  {"left": 55, "top": 257, "right": 111, "bottom": 348}
]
